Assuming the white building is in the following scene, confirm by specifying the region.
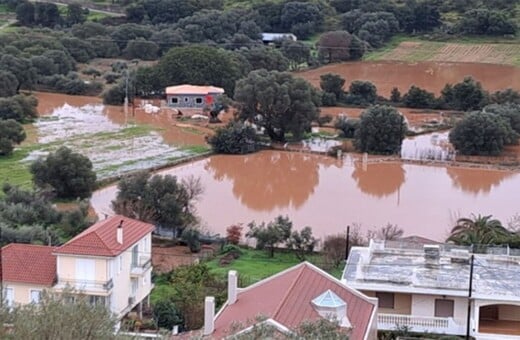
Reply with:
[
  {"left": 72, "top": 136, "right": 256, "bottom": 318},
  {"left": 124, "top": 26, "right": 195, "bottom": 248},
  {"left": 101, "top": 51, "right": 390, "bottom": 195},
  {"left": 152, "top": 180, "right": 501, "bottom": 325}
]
[
  {"left": 2, "top": 215, "right": 154, "bottom": 320},
  {"left": 343, "top": 240, "right": 520, "bottom": 340}
]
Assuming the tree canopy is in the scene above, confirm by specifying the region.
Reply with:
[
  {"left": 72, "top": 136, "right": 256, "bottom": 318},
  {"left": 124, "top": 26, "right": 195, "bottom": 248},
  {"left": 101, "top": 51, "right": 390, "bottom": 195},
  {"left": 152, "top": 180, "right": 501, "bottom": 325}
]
[
  {"left": 30, "top": 146, "right": 97, "bottom": 199},
  {"left": 235, "top": 69, "right": 320, "bottom": 142},
  {"left": 354, "top": 105, "right": 407, "bottom": 154},
  {"left": 207, "top": 121, "right": 260, "bottom": 155},
  {"left": 0, "top": 119, "right": 26, "bottom": 156}
]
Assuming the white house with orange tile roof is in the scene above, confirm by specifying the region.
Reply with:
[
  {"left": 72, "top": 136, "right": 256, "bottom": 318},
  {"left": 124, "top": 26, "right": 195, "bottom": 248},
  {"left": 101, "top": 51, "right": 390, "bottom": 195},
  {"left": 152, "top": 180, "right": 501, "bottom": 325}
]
[
  {"left": 1, "top": 215, "right": 154, "bottom": 319},
  {"left": 165, "top": 84, "right": 224, "bottom": 109},
  {"left": 192, "top": 262, "right": 378, "bottom": 340}
]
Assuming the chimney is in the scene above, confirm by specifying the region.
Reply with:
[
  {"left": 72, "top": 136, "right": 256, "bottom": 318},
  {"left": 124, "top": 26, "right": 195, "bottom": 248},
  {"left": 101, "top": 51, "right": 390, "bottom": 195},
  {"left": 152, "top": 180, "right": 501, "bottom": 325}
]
[
  {"left": 228, "top": 270, "right": 237, "bottom": 305},
  {"left": 116, "top": 220, "right": 124, "bottom": 244},
  {"left": 424, "top": 245, "right": 440, "bottom": 267},
  {"left": 203, "top": 296, "right": 215, "bottom": 336}
]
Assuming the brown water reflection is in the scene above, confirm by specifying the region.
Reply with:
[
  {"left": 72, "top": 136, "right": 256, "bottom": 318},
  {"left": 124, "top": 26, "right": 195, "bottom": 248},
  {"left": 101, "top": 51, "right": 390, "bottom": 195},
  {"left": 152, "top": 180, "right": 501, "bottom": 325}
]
[
  {"left": 204, "top": 152, "right": 339, "bottom": 211},
  {"left": 352, "top": 162, "right": 406, "bottom": 198},
  {"left": 297, "top": 61, "right": 520, "bottom": 96},
  {"left": 446, "top": 167, "right": 514, "bottom": 195},
  {"left": 91, "top": 151, "right": 520, "bottom": 242}
]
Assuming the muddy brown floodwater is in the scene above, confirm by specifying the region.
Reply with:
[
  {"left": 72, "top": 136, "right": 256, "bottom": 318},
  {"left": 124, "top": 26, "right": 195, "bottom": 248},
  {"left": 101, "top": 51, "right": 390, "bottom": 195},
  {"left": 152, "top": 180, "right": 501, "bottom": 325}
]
[
  {"left": 91, "top": 151, "right": 520, "bottom": 242},
  {"left": 297, "top": 61, "right": 520, "bottom": 96}
]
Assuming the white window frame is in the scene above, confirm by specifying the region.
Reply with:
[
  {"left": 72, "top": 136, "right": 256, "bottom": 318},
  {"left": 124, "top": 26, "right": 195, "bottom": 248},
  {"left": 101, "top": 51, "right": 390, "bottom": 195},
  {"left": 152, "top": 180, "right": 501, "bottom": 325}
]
[
  {"left": 4, "top": 287, "right": 13, "bottom": 307},
  {"left": 30, "top": 290, "right": 42, "bottom": 304}
]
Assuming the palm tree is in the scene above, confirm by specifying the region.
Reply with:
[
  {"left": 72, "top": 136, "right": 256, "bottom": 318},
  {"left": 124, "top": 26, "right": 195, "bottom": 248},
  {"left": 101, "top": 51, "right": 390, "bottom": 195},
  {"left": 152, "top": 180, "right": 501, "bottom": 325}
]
[{"left": 447, "top": 214, "right": 512, "bottom": 246}]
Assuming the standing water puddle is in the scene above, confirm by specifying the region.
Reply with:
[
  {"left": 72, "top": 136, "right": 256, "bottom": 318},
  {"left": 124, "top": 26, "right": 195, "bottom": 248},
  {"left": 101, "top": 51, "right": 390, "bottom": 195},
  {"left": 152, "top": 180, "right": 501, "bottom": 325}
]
[{"left": 401, "top": 131, "right": 455, "bottom": 161}]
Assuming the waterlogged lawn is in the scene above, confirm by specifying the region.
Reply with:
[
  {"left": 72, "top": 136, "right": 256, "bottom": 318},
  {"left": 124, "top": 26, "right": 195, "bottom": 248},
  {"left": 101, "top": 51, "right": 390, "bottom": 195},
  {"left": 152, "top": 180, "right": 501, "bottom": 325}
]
[{"left": 0, "top": 102, "right": 209, "bottom": 187}]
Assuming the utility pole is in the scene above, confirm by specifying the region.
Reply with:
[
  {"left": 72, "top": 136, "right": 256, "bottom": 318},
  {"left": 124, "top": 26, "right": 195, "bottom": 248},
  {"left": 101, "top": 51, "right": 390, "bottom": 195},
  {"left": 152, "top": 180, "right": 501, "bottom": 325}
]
[
  {"left": 345, "top": 225, "right": 350, "bottom": 261},
  {"left": 465, "top": 254, "right": 475, "bottom": 340}
]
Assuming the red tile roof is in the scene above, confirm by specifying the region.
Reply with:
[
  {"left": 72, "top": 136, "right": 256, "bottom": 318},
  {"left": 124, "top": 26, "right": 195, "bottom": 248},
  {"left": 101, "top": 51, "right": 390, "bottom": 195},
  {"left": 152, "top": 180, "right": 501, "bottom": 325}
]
[
  {"left": 212, "top": 262, "right": 377, "bottom": 340},
  {"left": 2, "top": 244, "right": 56, "bottom": 286},
  {"left": 54, "top": 215, "right": 155, "bottom": 257}
]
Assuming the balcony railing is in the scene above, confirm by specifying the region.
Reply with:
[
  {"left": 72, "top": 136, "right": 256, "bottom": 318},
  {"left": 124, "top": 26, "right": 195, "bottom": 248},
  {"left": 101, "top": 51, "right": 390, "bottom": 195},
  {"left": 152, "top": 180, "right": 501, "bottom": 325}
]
[
  {"left": 378, "top": 313, "right": 466, "bottom": 335},
  {"left": 55, "top": 277, "right": 114, "bottom": 292},
  {"left": 131, "top": 256, "right": 152, "bottom": 276}
]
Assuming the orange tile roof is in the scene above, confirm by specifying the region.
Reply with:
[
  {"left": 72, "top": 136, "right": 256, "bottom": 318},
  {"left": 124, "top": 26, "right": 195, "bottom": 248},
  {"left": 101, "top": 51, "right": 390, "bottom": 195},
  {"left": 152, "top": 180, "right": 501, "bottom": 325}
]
[
  {"left": 165, "top": 84, "right": 225, "bottom": 95},
  {"left": 54, "top": 215, "right": 155, "bottom": 257},
  {"left": 212, "top": 262, "right": 376, "bottom": 340},
  {"left": 2, "top": 244, "right": 56, "bottom": 286}
]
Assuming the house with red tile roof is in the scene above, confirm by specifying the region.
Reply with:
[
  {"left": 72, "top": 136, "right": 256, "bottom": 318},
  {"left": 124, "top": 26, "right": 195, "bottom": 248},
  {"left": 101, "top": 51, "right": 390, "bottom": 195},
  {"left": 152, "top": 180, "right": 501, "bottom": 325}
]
[
  {"left": 165, "top": 84, "right": 224, "bottom": 109},
  {"left": 1, "top": 215, "right": 154, "bottom": 319},
  {"left": 199, "top": 262, "right": 378, "bottom": 340},
  {"left": 2, "top": 244, "right": 57, "bottom": 306}
]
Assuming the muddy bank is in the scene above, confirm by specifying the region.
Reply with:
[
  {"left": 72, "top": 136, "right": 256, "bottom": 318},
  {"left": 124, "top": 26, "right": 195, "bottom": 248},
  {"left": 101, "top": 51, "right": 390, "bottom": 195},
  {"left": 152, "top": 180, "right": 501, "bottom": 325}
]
[{"left": 297, "top": 61, "right": 520, "bottom": 96}]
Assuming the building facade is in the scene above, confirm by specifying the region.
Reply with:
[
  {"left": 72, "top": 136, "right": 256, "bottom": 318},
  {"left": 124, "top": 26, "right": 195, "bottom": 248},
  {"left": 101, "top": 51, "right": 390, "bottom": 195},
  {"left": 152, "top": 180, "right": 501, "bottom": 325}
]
[
  {"left": 2, "top": 215, "right": 154, "bottom": 320},
  {"left": 343, "top": 240, "right": 520, "bottom": 340},
  {"left": 165, "top": 84, "right": 224, "bottom": 109}
]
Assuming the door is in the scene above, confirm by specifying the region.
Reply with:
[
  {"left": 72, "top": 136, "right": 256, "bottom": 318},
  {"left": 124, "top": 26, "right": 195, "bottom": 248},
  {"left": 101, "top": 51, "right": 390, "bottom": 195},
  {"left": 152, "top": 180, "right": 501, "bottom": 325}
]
[
  {"left": 480, "top": 305, "right": 499, "bottom": 320},
  {"left": 4, "top": 288, "right": 13, "bottom": 307},
  {"left": 76, "top": 258, "right": 95, "bottom": 289}
]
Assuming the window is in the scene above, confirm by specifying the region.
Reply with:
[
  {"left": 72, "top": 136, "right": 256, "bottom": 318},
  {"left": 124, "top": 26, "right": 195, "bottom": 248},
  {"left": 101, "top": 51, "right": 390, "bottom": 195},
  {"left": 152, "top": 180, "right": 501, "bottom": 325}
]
[
  {"left": 89, "top": 295, "right": 106, "bottom": 307},
  {"left": 4, "top": 288, "right": 13, "bottom": 307},
  {"left": 118, "top": 255, "right": 123, "bottom": 273},
  {"left": 144, "top": 236, "right": 149, "bottom": 252},
  {"left": 435, "top": 299, "right": 454, "bottom": 318},
  {"left": 171, "top": 97, "right": 178, "bottom": 104},
  {"left": 132, "top": 245, "right": 139, "bottom": 268},
  {"left": 184, "top": 97, "right": 189, "bottom": 102},
  {"left": 195, "top": 97, "right": 203, "bottom": 104},
  {"left": 376, "top": 292, "right": 395, "bottom": 309},
  {"left": 30, "top": 290, "right": 41, "bottom": 304}
]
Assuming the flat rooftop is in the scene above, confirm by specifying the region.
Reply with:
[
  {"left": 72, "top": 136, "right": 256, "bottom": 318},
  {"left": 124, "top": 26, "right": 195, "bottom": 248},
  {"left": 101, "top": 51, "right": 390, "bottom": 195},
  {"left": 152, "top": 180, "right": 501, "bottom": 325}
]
[{"left": 344, "top": 240, "right": 520, "bottom": 301}]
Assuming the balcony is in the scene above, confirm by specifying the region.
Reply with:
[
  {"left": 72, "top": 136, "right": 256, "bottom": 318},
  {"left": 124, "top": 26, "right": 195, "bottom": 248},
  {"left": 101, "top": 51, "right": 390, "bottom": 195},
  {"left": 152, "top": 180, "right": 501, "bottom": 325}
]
[
  {"left": 130, "top": 256, "right": 152, "bottom": 277},
  {"left": 55, "top": 277, "right": 114, "bottom": 293},
  {"left": 378, "top": 313, "right": 466, "bottom": 335}
]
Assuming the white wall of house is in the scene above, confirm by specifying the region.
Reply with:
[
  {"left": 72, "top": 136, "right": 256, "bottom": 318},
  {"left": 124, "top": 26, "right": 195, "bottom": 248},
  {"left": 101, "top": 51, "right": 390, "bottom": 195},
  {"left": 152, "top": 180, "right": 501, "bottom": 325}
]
[
  {"left": 3, "top": 282, "right": 50, "bottom": 306},
  {"left": 411, "top": 294, "right": 467, "bottom": 323},
  {"left": 110, "top": 233, "right": 153, "bottom": 317}
]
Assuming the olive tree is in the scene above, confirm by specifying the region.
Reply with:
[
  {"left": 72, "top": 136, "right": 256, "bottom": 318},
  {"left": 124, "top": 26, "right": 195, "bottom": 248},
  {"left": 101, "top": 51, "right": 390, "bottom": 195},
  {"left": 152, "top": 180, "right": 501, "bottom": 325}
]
[
  {"left": 235, "top": 69, "right": 320, "bottom": 142},
  {"left": 30, "top": 147, "right": 97, "bottom": 199},
  {"left": 0, "top": 119, "right": 26, "bottom": 156},
  {"left": 207, "top": 121, "right": 260, "bottom": 154},
  {"left": 246, "top": 215, "right": 293, "bottom": 258},
  {"left": 449, "top": 111, "right": 518, "bottom": 156},
  {"left": 354, "top": 105, "right": 407, "bottom": 154}
]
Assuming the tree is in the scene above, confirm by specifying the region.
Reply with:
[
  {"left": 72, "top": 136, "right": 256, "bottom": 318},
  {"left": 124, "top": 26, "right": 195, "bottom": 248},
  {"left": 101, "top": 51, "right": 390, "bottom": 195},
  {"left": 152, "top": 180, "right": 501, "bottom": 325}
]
[
  {"left": 281, "top": 40, "right": 310, "bottom": 70},
  {"left": 490, "top": 88, "right": 520, "bottom": 105},
  {"left": 0, "top": 94, "right": 38, "bottom": 122},
  {"left": 123, "top": 39, "right": 159, "bottom": 61},
  {"left": 402, "top": 85, "right": 436, "bottom": 108},
  {"left": 0, "top": 119, "right": 26, "bottom": 156},
  {"left": 65, "top": 3, "right": 87, "bottom": 27},
  {"left": 238, "top": 46, "right": 289, "bottom": 72},
  {"left": 182, "top": 227, "right": 201, "bottom": 253},
  {"left": 449, "top": 111, "right": 518, "bottom": 156},
  {"left": 484, "top": 103, "right": 520, "bottom": 134},
  {"left": 15, "top": 1, "right": 35, "bottom": 26},
  {"left": 235, "top": 69, "right": 320, "bottom": 142},
  {"left": 126, "top": 4, "right": 146, "bottom": 23},
  {"left": 320, "top": 73, "right": 345, "bottom": 100},
  {"left": 0, "top": 290, "right": 118, "bottom": 339},
  {"left": 346, "top": 80, "right": 377, "bottom": 105},
  {"left": 226, "top": 224, "right": 243, "bottom": 245},
  {"left": 286, "top": 226, "right": 317, "bottom": 260},
  {"left": 317, "top": 31, "right": 353, "bottom": 64},
  {"left": 354, "top": 105, "right": 407, "bottom": 155},
  {"left": 442, "top": 77, "right": 488, "bottom": 111},
  {"left": 390, "top": 87, "right": 401, "bottom": 102},
  {"left": 34, "top": 2, "right": 61, "bottom": 27},
  {"left": 447, "top": 214, "right": 512, "bottom": 246},
  {"left": 456, "top": 9, "right": 517, "bottom": 35},
  {"left": 207, "top": 121, "right": 260, "bottom": 154},
  {"left": 399, "top": 1, "right": 441, "bottom": 33},
  {"left": 156, "top": 45, "right": 243, "bottom": 96},
  {"left": 334, "top": 116, "right": 359, "bottom": 138},
  {"left": 246, "top": 215, "right": 292, "bottom": 257},
  {"left": 0, "top": 55, "right": 36, "bottom": 92},
  {"left": 0, "top": 70, "right": 18, "bottom": 97},
  {"left": 280, "top": 2, "right": 323, "bottom": 38},
  {"left": 112, "top": 172, "right": 203, "bottom": 238},
  {"left": 367, "top": 223, "right": 404, "bottom": 240},
  {"left": 60, "top": 37, "right": 96, "bottom": 63},
  {"left": 30, "top": 147, "right": 97, "bottom": 199}
]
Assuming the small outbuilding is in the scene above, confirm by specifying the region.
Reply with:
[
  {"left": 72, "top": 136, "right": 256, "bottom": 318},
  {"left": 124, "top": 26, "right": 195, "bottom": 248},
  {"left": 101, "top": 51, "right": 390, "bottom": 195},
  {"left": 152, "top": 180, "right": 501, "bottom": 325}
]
[
  {"left": 261, "top": 32, "right": 297, "bottom": 44},
  {"left": 165, "top": 84, "right": 224, "bottom": 109}
]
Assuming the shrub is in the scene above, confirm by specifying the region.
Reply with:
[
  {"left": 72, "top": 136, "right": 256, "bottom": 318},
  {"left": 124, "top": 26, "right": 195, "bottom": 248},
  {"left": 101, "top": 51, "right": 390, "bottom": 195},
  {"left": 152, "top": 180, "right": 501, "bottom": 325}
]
[
  {"left": 221, "top": 244, "right": 243, "bottom": 259},
  {"left": 403, "top": 85, "right": 436, "bottom": 108},
  {"left": 317, "top": 114, "right": 333, "bottom": 127},
  {"left": 321, "top": 91, "right": 337, "bottom": 106},
  {"left": 207, "top": 122, "right": 260, "bottom": 154},
  {"left": 226, "top": 224, "right": 243, "bottom": 245},
  {"left": 181, "top": 228, "right": 201, "bottom": 253},
  {"left": 152, "top": 300, "right": 183, "bottom": 330},
  {"left": 334, "top": 116, "right": 359, "bottom": 138}
]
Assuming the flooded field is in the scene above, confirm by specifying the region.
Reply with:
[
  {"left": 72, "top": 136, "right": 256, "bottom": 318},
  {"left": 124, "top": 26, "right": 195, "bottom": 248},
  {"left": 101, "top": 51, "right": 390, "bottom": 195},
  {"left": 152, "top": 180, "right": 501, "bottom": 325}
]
[
  {"left": 30, "top": 93, "right": 206, "bottom": 180},
  {"left": 91, "top": 151, "right": 520, "bottom": 242},
  {"left": 297, "top": 61, "right": 520, "bottom": 97}
]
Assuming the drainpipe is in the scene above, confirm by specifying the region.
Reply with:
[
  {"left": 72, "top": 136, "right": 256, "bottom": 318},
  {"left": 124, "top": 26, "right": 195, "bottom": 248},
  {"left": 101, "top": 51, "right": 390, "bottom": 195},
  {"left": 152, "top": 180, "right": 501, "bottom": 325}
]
[
  {"left": 345, "top": 225, "right": 350, "bottom": 261},
  {"left": 465, "top": 254, "right": 475, "bottom": 340}
]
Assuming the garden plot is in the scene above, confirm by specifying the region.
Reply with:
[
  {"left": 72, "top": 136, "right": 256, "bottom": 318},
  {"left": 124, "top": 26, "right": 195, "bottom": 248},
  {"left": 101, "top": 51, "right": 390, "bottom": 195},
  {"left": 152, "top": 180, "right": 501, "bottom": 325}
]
[{"left": 27, "top": 103, "right": 192, "bottom": 179}]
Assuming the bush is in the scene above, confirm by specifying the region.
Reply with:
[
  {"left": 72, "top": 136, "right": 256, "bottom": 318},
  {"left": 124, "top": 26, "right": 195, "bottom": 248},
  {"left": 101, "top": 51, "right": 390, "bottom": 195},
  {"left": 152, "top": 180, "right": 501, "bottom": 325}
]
[
  {"left": 104, "top": 72, "right": 120, "bottom": 84},
  {"left": 0, "top": 119, "right": 26, "bottom": 156},
  {"left": 226, "top": 224, "right": 243, "bottom": 245},
  {"left": 403, "top": 85, "right": 436, "bottom": 108},
  {"left": 152, "top": 300, "right": 183, "bottom": 330},
  {"left": 322, "top": 235, "right": 346, "bottom": 268},
  {"left": 321, "top": 91, "right": 337, "bottom": 106},
  {"left": 347, "top": 80, "right": 377, "bottom": 105},
  {"left": 334, "top": 116, "right": 359, "bottom": 138},
  {"left": 317, "top": 114, "right": 333, "bottom": 127},
  {"left": 181, "top": 228, "right": 201, "bottom": 253},
  {"left": 221, "top": 244, "right": 243, "bottom": 259},
  {"left": 207, "top": 122, "right": 260, "bottom": 154}
]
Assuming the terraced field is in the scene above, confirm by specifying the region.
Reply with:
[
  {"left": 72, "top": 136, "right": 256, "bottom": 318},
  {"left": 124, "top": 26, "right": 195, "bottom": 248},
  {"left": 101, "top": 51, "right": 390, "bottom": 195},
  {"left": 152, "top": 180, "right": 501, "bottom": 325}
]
[{"left": 368, "top": 41, "right": 520, "bottom": 66}]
